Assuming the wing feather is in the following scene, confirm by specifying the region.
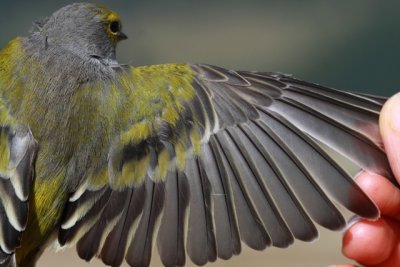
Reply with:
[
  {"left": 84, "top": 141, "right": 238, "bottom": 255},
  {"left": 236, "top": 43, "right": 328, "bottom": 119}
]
[
  {"left": 125, "top": 179, "right": 165, "bottom": 267},
  {"left": 184, "top": 155, "right": 217, "bottom": 265},
  {"left": 62, "top": 63, "right": 395, "bottom": 267},
  {"left": 225, "top": 126, "right": 294, "bottom": 247},
  {"left": 213, "top": 133, "right": 272, "bottom": 249},
  {"left": 0, "top": 125, "right": 36, "bottom": 265},
  {"left": 58, "top": 187, "right": 112, "bottom": 246},
  {"left": 156, "top": 170, "right": 189, "bottom": 267},
  {"left": 199, "top": 143, "right": 241, "bottom": 258},
  {"left": 269, "top": 99, "right": 392, "bottom": 179},
  {"left": 100, "top": 185, "right": 147, "bottom": 266},
  {"left": 259, "top": 109, "right": 378, "bottom": 218},
  {"left": 239, "top": 122, "right": 318, "bottom": 241},
  {"left": 76, "top": 190, "right": 133, "bottom": 261}
]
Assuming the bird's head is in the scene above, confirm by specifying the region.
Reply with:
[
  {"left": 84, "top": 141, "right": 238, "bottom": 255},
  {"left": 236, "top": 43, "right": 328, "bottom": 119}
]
[{"left": 30, "top": 3, "right": 128, "bottom": 60}]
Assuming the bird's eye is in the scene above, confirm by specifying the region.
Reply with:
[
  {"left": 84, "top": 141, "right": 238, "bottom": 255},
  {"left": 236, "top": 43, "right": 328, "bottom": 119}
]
[{"left": 109, "top": 21, "right": 120, "bottom": 34}]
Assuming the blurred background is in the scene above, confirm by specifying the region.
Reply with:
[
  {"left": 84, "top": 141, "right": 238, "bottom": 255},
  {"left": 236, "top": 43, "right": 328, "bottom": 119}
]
[{"left": 1, "top": 0, "right": 400, "bottom": 266}]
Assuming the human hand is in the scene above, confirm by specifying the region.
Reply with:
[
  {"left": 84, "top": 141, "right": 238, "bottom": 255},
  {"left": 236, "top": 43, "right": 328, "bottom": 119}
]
[{"left": 336, "top": 93, "right": 400, "bottom": 267}]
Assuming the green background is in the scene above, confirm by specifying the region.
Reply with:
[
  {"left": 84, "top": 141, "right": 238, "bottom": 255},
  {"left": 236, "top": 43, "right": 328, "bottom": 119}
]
[
  {"left": 1, "top": 1, "right": 399, "bottom": 266},
  {"left": 1, "top": 0, "right": 399, "bottom": 96}
]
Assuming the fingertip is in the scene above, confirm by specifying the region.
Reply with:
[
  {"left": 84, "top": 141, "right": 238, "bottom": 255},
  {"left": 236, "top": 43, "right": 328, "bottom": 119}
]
[
  {"left": 380, "top": 93, "right": 400, "bottom": 131},
  {"left": 380, "top": 93, "right": 400, "bottom": 181},
  {"left": 342, "top": 219, "right": 396, "bottom": 265},
  {"left": 356, "top": 172, "right": 400, "bottom": 219}
]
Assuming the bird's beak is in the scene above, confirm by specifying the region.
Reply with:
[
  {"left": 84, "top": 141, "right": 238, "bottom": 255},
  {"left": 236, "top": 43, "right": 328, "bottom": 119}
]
[{"left": 117, "top": 32, "right": 128, "bottom": 41}]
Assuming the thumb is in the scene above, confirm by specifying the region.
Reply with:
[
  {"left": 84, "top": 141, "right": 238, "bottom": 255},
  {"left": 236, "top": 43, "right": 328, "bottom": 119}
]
[{"left": 380, "top": 92, "right": 400, "bottom": 182}]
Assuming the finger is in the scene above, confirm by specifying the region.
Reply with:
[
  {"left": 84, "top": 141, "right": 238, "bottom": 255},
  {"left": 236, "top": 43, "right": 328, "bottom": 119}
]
[
  {"left": 356, "top": 172, "right": 400, "bottom": 220},
  {"left": 377, "top": 235, "right": 400, "bottom": 267},
  {"left": 342, "top": 218, "right": 396, "bottom": 265},
  {"left": 364, "top": 219, "right": 400, "bottom": 267},
  {"left": 380, "top": 92, "right": 400, "bottom": 182}
]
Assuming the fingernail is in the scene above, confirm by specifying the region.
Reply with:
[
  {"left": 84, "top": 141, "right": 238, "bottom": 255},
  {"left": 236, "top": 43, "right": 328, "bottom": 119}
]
[
  {"left": 387, "top": 93, "right": 400, "bottom": 132},
  {"left": 353, "top": 170, "right": 364, "bottom": 180},
  {"left": 344, "top": 215, "right": 361, "bottom": 232}
]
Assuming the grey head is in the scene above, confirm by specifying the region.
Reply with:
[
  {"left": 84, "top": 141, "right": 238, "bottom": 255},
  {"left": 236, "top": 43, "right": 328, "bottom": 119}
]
[{"left": 29, "top": 2, "right": 127, "bottom": 60}]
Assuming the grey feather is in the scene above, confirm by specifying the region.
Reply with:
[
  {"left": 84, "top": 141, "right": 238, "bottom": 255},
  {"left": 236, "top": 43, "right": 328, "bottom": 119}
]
[
  {"left": 76, "top": 190, "right": 133, "bottom": 262},
  {"left": 0, "top": 179, "right": 28, "bottom": 235},
  {"left": 258, "top": 109, "right": 378, "bottom": 219},
  {"left": 281, "top": 77, "right": 382, "bottom": 112},
  {"left": 214, "top": 131, "right": 272, "bottom": 249},
  {"left": 194, "top": 64, "right": 251, "bottom": 86},
  {"left": 192, "top": 79, "right": 218, "bottom": 132},
  {"left": 224, "top": 127, "right": 295, "bottom": 246},
  {"left": 58, "top": 188, "right": 112, "bottom": 246},
  {"left": 0, "top": 204, "right": 21, "bottom": 254},
  {"left": 184, "top": 156, "right": 217, "bottom": 265},
  {"left": 9, "top": 130, "right": 37, "bottom": 202},
  {"left": 212, "top": 134, "right": 271, "bottom": 248},
  {"left": 99, "top": 185, "right": 146, "bottom": 266},
  {"left": 157, "top": 171, "right": 189, "bottom": 267},
  {"left": 125, "top": 179, "right": 165, "bottom": 267},
  {"left": 200, "top": 144, "right": 241, "bottom": 259},
  {"left": 61, "top": 186, "right": 109, "bottom": 230},
  {"left": 269, "top": 100, "right": 392, "bottom": 179},
  {"left": 239, "top": 122, "right": 319, "bottom": 241},
  {"left": 282, "top": 90, "right": 382, "bottom": 146},
  {"left": 0, "top": 127, "right": 36, "bottom": 262}
]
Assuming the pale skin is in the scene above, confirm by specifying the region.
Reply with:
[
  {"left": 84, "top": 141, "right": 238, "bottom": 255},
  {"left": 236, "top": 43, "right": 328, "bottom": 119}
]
[{"left": 337, "top": 92, "right": 400, "bottom": 267}]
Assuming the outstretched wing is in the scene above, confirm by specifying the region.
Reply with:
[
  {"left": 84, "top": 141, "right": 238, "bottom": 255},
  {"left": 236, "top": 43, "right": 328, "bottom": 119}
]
[
  {"left": 59, "top": 63, "right": 393, "bottom": 267},
  {"left": 0, "top": 99, "right": 37, "bottom": 266}
]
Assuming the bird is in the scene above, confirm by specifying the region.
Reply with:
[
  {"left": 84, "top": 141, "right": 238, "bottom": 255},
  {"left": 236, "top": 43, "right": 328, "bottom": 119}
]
[{"left": 0, "top": 2, "right": 396, "bottom": 267}]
